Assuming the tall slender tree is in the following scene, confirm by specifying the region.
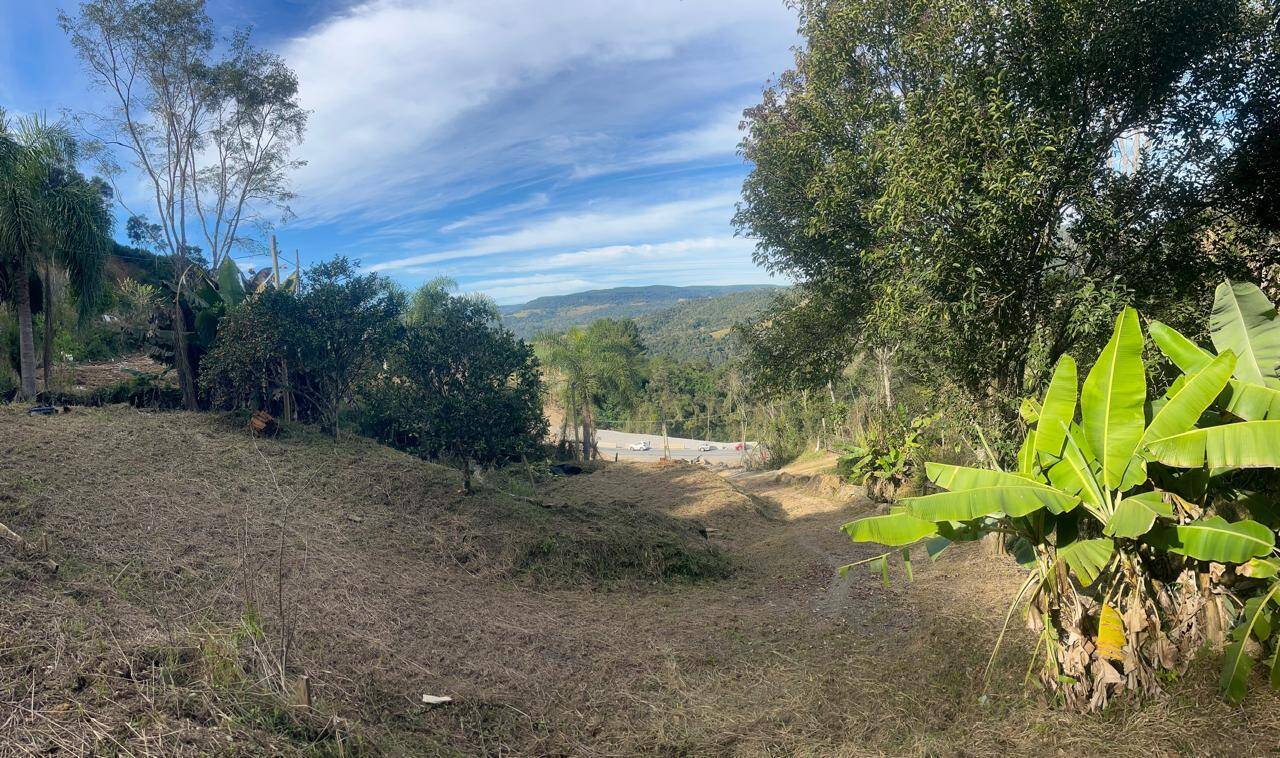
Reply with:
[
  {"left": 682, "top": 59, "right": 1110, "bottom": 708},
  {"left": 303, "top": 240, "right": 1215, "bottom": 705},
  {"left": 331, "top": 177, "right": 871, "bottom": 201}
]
[
  {"left": 0, "top": 113, "right": 111, "bottom": 399},
  {"left": 61, "top": 0, "right": 307, "bottom": 409}
]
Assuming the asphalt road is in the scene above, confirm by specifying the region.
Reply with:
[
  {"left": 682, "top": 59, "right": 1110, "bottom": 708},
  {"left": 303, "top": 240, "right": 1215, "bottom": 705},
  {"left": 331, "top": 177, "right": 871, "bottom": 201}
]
[{"left": 593, "top": 428, "right": 751, "bottom": 465}]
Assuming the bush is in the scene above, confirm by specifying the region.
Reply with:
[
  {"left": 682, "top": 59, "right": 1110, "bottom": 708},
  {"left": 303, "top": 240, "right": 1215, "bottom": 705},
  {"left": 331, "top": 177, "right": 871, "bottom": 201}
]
[
  {"left": 200, "top": 258, "right": 404, "bottom": 435},
  {"left": 361, "top": 284, "right": 547, "bottom": 488}
]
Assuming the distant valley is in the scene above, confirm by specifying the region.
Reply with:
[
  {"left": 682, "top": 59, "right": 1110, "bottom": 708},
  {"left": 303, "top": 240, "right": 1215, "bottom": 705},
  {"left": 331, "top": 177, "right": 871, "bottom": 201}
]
[{"left": 498, "top": 284, "right": 784, "bottom": 364}]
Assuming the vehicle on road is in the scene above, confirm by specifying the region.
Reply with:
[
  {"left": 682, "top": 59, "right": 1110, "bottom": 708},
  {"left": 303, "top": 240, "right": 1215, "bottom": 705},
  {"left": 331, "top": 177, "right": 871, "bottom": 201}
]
[
  {"left": 698, "top": 443, "right": 716, "bottom": 452},
  {"left": 734, "top": 442, "right": 751, "bottom": 451},
  {"left": 629, "top": 440, "right": 651, "bottom": 451}
]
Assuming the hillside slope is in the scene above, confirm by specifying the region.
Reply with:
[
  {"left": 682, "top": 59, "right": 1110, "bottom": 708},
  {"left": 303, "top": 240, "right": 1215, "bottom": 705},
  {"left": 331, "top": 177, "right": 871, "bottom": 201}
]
[
  {"left": 634, "top": 286, "right": 779, "bottom": 364},
  {"left": 1, "top": 407, "right": 1273, "bottom": 755},
  {"left": 498, "top": 284, "right": 779, "bottom": 340}
]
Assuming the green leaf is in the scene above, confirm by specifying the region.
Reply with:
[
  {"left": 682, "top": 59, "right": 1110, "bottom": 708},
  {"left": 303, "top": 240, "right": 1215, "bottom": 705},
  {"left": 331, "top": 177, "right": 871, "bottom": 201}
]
[
  {"left": 901, "top": 548, "right": 914, "bottom": 581},
  {"left": 1242, "top": 557, "right": 1280, "bottom": 579},
  {"left": 1149, "top": 516, "right": 1275, "bottom": 563},
  {"left": 1211, "top": 280, "right": 1280, "bottom": 385},
  {"left": 1223, "top": 380, "right": 1280, "bottom": 421},
  {"left": 904, "top": 484, "right": 1078, "bottom": 522},
  {"left": 1045, "top": 425, "right": 1105, "bottom": 514},
  {"left": 924, "top": 536, "right": 951, "bottom": 560},
  {"left": 1149, "top": 320, "right": 1213, "bottom": 373},
  {"left": 1081, "top": 308, "right": 1147, "bottom": 489},
  {"left": 1141, "top": 351, "right": 1236, "bottom": 448},
  {"left": 1105, "top": 491, "right": 1174, "bottom": 538},
  {"left": 924, "top": 462, "right": 1043, "bottom": 491},
  {"left": 1146, "top": 420, "right": 1280, "bottom": 469},
  {"left": 1057, "top": 538, "right": 1114, "bottom": 586},
  {"left": 217, "top": 256, "right": 246, "bottom": 307},
  {"left": 1034, "top": 356, "right": 1077, "bottom": 461},
  {"left": 1222, "top": 582, "right": 1280, "bottom": 703},
  {"left": 1017, "top": 431, "right": 1036, "bottom": 475},
  {"left": 842, "top": 512, "right": 938, "bottom": 547}
]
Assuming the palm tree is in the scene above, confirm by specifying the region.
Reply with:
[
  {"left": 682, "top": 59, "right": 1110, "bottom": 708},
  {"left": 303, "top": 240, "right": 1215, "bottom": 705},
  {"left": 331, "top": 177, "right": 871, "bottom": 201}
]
[
  {"left": 0, "top": 113, "right": 111, "bottom": 399},
  {"left": 539, "top": 319, "right": 645, "bottom": 461}
]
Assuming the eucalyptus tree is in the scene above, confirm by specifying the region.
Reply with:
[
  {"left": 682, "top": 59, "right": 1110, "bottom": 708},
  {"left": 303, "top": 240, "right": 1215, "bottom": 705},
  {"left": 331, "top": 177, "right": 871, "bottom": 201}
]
[
  {"left": 60, "top": 0, "right": 307, "bottom": 409},
  {"left": 736, "top": 0, "right": 1278, "bottom": 415},
  {"left": 0, "top": 113, "right": 112, "bottom": 399}
]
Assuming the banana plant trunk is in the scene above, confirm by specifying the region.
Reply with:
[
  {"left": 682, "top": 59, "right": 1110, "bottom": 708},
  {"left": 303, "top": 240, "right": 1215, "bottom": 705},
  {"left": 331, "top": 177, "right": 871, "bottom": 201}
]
[
  {"left": 1033, "top": 552, "right": 1220, "bottom": 711},
  {"left": 13, "top": 277, "right": 38, "bottom": 399}
]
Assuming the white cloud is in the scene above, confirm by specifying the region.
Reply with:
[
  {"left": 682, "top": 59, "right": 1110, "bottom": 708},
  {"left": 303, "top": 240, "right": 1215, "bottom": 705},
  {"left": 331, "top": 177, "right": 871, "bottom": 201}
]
[
  {"left": 367, "top": 190, "right": 740, "bottom": 271},
  {"left": 282, "top": 0, "right": 797, "bottom": 224}
]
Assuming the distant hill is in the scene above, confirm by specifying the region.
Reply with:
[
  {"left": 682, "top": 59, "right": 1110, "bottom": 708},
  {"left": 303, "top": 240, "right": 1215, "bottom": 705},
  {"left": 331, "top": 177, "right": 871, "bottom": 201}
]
[
  {"left": 499, "top": 284, "right": 783, "bottom": 364},
  {"left": 634, "top": 288, "right": 780, "bottom": 364}
]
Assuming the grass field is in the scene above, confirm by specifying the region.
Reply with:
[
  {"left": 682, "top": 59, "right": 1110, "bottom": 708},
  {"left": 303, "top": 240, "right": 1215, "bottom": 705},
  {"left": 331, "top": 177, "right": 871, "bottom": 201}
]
[{"left": 1, "top": 406, "right": 1277, "bottom": 755}]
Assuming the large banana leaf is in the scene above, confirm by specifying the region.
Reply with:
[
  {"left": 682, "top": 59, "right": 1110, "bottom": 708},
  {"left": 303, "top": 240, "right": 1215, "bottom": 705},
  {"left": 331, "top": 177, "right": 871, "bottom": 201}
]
[
  {"left": 1148, "top": 320, "right": 1213, "bottom": 373},
  {"left": 924, "top": 462, "right": 1042, "bottom": 491},
  {"left": 1034, "top": 356, "right": 1077, "bottom": 461},
  {"left": 1211, "top": 280, "right": 1280, "bottom": 385},
  {"left": 1224, "top": 380, "right": 1280, "bottom": 421},
  {"left": 1081, "top": 308, "right": 1147, "bottom": 489},
  {"left": 1045, "top": 425, "right": 1105, "bottom": 515},
  {"left": 1222, "top": 582, "right": 1280, "bottom": 703},
  {"left": 1105, "top": 491, "right": 1173, "bottom": 538},
  {"left": 1140, "top": 351, "right": 1236, "bottom": 447},
  {"left": 1148, "top": 515, "right": 1275, "bottom": 563},
  {"left": 842, "top": 512, "right": 937, "bottom": 547},
  {"left": 1146, "top": 420, "right": 1280, "bottom": 469},
  {"left": 903, "top": 484, "right": 1078, "bottom": 522},
  {"left": 217, "top": 256, "right": 246, "bottom": 307},
  {"left": 1057, "top": 537, "right": 1114, "bottom": 586}
]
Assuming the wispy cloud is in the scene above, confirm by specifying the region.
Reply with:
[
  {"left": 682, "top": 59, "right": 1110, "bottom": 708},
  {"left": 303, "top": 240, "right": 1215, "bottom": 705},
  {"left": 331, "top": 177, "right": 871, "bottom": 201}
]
[{"left": 367, "top": 190, "right": 741, "bottom": 271}]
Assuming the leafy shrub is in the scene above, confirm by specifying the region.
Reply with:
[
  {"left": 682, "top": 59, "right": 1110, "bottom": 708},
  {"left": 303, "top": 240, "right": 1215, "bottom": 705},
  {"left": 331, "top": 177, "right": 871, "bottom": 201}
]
[
  {"left": 836, "top": 412, "right": 937, "bottom": 500},
  {"left": 361, "top": 283, "right": 546, "bottom": 487},
  {"left": 842, "top": 280, "right": 1280, "bottom": 709},
  {"left": 201, "top": 258, "right": 403, "bottom": 435}
]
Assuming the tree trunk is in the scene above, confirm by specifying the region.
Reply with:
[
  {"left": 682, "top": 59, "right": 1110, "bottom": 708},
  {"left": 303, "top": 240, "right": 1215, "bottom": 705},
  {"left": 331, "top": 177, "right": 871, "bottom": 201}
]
[
  {"left": 581, "top": 404, "right": 594, "bottom": 461},
  {"left": 173, "top": 299, "right": 198, "bottom": 410},
  {"left": 14, "top": 278, "right": 38, "bottom": 400},
  {"left": 41, "top": 265, "right": 54, "bottom": 391}
]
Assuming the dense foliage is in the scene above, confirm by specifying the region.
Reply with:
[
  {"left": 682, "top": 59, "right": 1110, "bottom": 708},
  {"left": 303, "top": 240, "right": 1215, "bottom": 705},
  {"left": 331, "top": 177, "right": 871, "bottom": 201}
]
[
  {"left": 844, "top": 281, "right": 1280, "bottom": 708},
  {"left": 0, "top": 113, "right": 113, "bottom": 399},
  {"left": 362, "top": 283, "right": 546, "bottom": 485},
  {"left": 201, "top": 258, "right": 403, "bottom": 434},
  {"left": 736, "top": 0, "right": 1279, "bottom": 419}
]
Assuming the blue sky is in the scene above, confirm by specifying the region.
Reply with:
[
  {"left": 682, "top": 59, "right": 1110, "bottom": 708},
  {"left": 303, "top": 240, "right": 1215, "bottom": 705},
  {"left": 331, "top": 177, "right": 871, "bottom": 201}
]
[{"left": 0, "top": 0, "right": 799, "bottom": 304}]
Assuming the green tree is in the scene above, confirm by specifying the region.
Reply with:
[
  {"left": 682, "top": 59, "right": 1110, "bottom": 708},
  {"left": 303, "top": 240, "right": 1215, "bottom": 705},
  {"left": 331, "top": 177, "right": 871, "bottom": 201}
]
[
  {"left": 0, "top": 113, "right": 112, "bottom": 399},
  {"left": 363, "top": 281, "right": 546, "bottom": 492},
  {"left": 61, "top": 0, "right": 307, "bottom": 409},
  {"left": 843, "top": 282, "right": 1280, "bottom": 708},
  {"left": 539, "top": 318, "right": 645, "bottom": 460},
  {"left": 736, "top": 0, "right": 1276, "bottom": 417}
]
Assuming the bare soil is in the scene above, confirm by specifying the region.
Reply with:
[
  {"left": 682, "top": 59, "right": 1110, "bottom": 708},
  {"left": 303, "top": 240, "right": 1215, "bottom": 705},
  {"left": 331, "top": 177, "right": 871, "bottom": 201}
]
[{"left": 1, "top": 406, "right": 1277, "bottom": 756}]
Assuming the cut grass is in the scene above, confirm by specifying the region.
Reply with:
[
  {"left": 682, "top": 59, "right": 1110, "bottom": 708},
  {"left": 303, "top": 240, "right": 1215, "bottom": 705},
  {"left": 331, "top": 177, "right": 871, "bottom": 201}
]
[{"left": 1, "top": 405, "right": 1279, "bottom": 755}]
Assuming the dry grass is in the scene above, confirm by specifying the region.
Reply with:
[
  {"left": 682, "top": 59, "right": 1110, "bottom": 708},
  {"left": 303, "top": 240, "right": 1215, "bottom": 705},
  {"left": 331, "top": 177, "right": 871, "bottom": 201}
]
[{"left": 1, "top": 405, "right": 1279, "bottom": 756}]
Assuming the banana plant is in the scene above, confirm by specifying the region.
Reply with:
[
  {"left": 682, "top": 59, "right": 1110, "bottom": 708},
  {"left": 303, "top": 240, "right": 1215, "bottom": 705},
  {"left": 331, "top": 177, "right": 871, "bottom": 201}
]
[{"left": 842, "top": 290, "right": 1280, "bottom": 708}]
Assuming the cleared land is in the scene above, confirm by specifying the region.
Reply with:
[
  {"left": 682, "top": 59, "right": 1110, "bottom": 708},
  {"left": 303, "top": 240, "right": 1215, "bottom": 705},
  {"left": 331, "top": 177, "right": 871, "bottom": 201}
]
[{"left": 1, "top": 407, "right": 1277, "bottom": 756}]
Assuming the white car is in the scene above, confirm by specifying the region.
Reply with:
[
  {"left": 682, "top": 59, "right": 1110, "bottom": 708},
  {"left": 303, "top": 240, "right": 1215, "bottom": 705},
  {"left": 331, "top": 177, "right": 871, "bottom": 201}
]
[
  {"left": 698, "top": 443, "right": 716, "bottom": 452},
  {"left": 628, "top": 440, "right": 651, "bottom": 451}
]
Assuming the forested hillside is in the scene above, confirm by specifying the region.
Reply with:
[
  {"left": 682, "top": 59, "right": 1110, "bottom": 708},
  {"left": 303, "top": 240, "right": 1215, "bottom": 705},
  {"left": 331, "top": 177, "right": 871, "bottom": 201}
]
[
  {"left": 499, "top": 285, "right": 780, "bottom": 342},
  {"left": 634, "top": 287, "right": 779, "bottom": 364}
]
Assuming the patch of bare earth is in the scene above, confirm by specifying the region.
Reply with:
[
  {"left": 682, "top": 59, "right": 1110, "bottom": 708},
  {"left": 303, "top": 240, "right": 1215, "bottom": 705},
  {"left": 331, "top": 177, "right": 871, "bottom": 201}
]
[{"left": 1, "top": 406, "right": 1278, "bottom": 756}]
